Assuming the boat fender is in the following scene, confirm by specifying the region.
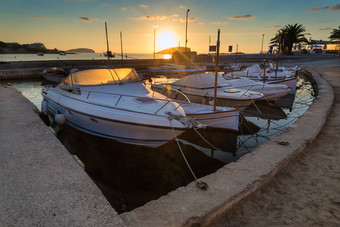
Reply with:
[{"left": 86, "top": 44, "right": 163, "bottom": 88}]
[
  {"left": 55, "top": 113, "right": 66, "bottom": 125},
  {"left": 208, "top": 98, "right": 214, "bottom": 105},
  {"left": 166, "top": 84, "right": 171, "bottom": 95},
  {"left": 41, "top": 100, "right": 48, "bottom": 115}
]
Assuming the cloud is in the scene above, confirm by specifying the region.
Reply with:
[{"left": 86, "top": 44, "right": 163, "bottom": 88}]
[
  {"left": 307, "top": 3, "right": 330, "bottom": 11},
  {"left": 307, "top": 6, "right": 329, "bottom": 11},
  {"left": 307, "top": 3, "right": 340, "bottom": 12},
  {"left": 198, "top": 22, "right": 206, "bottom": 25},
  {"left": 228, "top": 14, "right": 256, "bottom": 20},
  {"left": 179, "top": 5, "right": 186, "bottom": 9},
  {"left": 213, "top": 21, "right": 228, "bottom": 25},
  {"left": 263, "top": 25, "right": 282, "bottom": 29},
  {"left": 79, "top": 17, "right": 92, "bottom": 22},
  {"left": 318, "top": 27, "right": 332, "bottom": 31},
  {"left": 328, "top": 4, "right": 340, "bottom": 11},
  {"left": 134, "top": 14, "right": 179, "bottom": 21},
  {"left": 30, "top": 15, "right": 46, "bottom": 19},
  {"left": 179, "top": 17, "right": 196, "bottom": 22},
  {"left": 139, "top": 4, "right": 149, "bottom": 8},
  {"left": 121, "top": 7, "right": 127, "bottom": 11}
]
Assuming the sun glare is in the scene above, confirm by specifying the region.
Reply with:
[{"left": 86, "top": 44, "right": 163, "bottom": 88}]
[
  {"left": 162, "top": 54, "right": 172, "bottom": 59},
  {"left": 157, "top": 31, "right": 177, "bottom": 51}
]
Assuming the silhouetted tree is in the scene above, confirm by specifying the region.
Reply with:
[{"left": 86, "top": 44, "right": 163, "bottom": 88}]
[
  {"left": 329, "top": 26, "right": 340, "bottom": 41},
  {"left": 271, "top": 23, "right": 309, "bottom": 54}
]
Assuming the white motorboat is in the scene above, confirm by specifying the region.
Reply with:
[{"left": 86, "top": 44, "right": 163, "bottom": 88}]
[
  {"left": 40, "top": 67, "right": 68, "bottom": 83},
  {"left": 180, "top": 102, "right": 239, "bottom": 132},
  {"left": 149, "top": 84, "right": 239, "bottom": 132},
  {"left": 269, "top": 63, "right": 300, "bottom": 74},
  {"left": 224, "top": 64, "right": 298, "bottom": 94},
  {"left": 222, "top": 77, "right": 291, "bottom": 100},
  {"left": 226, "top": 64, "right": 295, "bottom": 81},
  {"left": 41, "top": 67, "right": 201, "bottom": 148},
  {"left": 265, "top": 76, "right": 298, "bottom": 94},
  {"left": 153, "top": 73, "right": 263, "bottom": 110}
]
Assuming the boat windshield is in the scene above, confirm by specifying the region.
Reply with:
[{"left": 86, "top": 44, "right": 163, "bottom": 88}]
[{"left": 60, "top": 68, "right": 141, "bottom": 86}]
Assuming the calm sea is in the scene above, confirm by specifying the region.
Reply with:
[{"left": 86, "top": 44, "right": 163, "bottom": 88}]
[{"left": 0, "top": 53, "right": 169, "bottom": 62}]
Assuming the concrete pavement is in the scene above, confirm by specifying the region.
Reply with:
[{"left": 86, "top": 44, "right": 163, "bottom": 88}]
[{"left": 0, "top": 86, "right": 125, "bottom": 226}]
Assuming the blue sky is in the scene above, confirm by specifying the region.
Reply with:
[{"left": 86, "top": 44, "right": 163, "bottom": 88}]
[{"left": 1, "top": 0, "right": 339, "bottom": 53}]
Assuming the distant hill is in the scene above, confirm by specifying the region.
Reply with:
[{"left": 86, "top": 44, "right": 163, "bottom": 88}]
[
  {"left": 0, "top": 41, "right": 49, "bottom": 54},
  {"left": 156, "top": 47, "right": 191, "bottom": 54},
  {"left": 66, "top": 48, "right": 95, "bottom": 53}
]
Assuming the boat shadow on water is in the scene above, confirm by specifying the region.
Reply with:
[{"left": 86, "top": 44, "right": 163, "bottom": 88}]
[{"left": 54, "top": 124, "right": 238, "bottom": 214}]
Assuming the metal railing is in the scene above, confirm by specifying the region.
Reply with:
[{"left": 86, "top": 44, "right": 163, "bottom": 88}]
[{"left": 69, "top": 88, "right": 179, "bottom": 117}]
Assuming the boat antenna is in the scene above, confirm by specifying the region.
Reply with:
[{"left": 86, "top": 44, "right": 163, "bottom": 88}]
[
  {"left": 153, "top": 27, "right": 156, "bottom": 60},
  {"left": 275, "top": 32, "right": 283, "bottom": 80},
  {"left": 105, "top": 22, "right": 122, "bottom": 84},
  {"left": 120, "top": 31, "right": 124, "bottom": 66},
  {"left": 105, "top": 21, "right": 111, "bottom": 67},
  {"left": 213, "top": 29, "right": 220, "bottom": 112},
  {"left": 236, "top": 43, "right": 238, "bottom": 65}
]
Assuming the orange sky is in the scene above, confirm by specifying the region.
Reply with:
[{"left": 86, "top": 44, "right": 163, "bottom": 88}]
[{"left": 1, "top": 0, "right": 339, "bottom": 54}]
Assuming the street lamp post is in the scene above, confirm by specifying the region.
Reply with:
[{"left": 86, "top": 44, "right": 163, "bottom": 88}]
[
  {"left": 153, "top": 27, "right": 156, "bottom": 60},
  {"left": 185, "top": 9, "right": 190, "bottom": 54},
  {"left": 260, "top": 34, "right": 264, "bottom": 54}
]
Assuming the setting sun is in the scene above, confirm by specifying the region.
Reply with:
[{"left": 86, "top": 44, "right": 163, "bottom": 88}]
[{"left": 157, "top": 30, "right": 178, "bottom": 51}]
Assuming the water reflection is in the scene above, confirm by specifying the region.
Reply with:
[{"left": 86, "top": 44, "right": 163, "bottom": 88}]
[
  {"left": 242, "top": 101, "right": 288, "bottom": 120},
  {"left": 56, "top": 124, "right": 230, "bottom": 213},
  {"left": 237, "top": 73, "right": 317, "bottom": 155},
  {"left": 7, "top": 71, "right": 317, "bottom": 214}
]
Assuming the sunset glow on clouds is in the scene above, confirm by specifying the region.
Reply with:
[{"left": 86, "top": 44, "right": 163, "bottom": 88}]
[{"left": 0, "top": 0, "right": 339, "bottom": 54}]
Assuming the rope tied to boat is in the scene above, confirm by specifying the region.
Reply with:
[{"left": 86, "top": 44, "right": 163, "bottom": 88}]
[
  {"left": 168, "top": 118, "right": 208, "bottom": 191},
  {"left": 166, "top": 111, "right": 205, "bottom": 129},
  {"left": 250, "top": 96, "right": 263, "bottom": 114},
  {"left": 192, "top": 127, "right": 226, "bottom": 152}
]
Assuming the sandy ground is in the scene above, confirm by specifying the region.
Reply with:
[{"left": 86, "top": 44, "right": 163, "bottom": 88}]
[{"left": 211, "top": 58, "right": 340, "bottom": 226}]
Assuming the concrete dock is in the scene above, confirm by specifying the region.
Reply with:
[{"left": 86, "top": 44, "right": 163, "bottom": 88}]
[
  {"left": 0, "top": 57, "right": 338, "bottom": 226},
  {"left": 0, "top": 87, "right": 125, "bottom": 226}
]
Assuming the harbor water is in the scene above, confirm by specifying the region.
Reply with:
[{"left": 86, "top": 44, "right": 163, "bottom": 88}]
[
  {"left": 7, "top": 71, "right": 317, "bottom": 214},
  {"left": 0, "top": 53, "right": 170, "bottom": 62}
]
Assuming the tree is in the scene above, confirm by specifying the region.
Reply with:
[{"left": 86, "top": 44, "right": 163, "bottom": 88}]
[
  {"left": 329, "top": 26, "right": 340, "bottom": 41},
  {"left": 271, "top": 23, "right": 309, "bottom": 55}
]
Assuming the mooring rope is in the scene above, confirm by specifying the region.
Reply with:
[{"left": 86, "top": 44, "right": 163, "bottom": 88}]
[
  {"left": 169, "top": 118, "right": 208, "bottom": 190},
  {"left": 250, "top": 97, "right": 262, "bottom": 114},
  {"left": 192, "top": 127, "right": 224, "bottom": 152}
]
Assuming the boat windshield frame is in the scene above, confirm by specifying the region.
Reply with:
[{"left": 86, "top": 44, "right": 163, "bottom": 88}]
[{"left": 60, "top": 68, "right": 141, "bottom": 86}]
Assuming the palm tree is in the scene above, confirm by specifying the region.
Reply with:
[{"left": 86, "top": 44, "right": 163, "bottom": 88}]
[
  {"left": 271, "top": 23, "right": 309, "bottom": 55},
  {"left": 329, "top": 26, "right": 340, "bottom": 41}
]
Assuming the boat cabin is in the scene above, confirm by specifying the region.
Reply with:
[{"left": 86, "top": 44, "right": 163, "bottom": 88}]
[{"left": 60, "top": 68, "right": 141, "bottom": 86}]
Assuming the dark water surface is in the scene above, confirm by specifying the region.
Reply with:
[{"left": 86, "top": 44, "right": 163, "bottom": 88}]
[{"left": 8, "top": 72, "right": 317, "bottom": 213}]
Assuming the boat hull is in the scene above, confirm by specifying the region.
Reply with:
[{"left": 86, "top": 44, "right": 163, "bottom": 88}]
[
  {"left": 176, "top": 93, "right": 256, "bottom": 110},
  {"left": 187, "top": 110, "right": 239, "bottom": 132},
  {"left": 180, "top": 103, "right": 239, "bottom": 131},
  {"left": 266, "top": 77, "right": 297, "bottom": 94},
  {"left": 259, "top": 88, "right": 291, "bottom": 100},
  {"left": 44, "top": 97, "right": 186, "bottom": 148},
  {"left": 42, "top": 75, "right": 65, "bottom": 84}
]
